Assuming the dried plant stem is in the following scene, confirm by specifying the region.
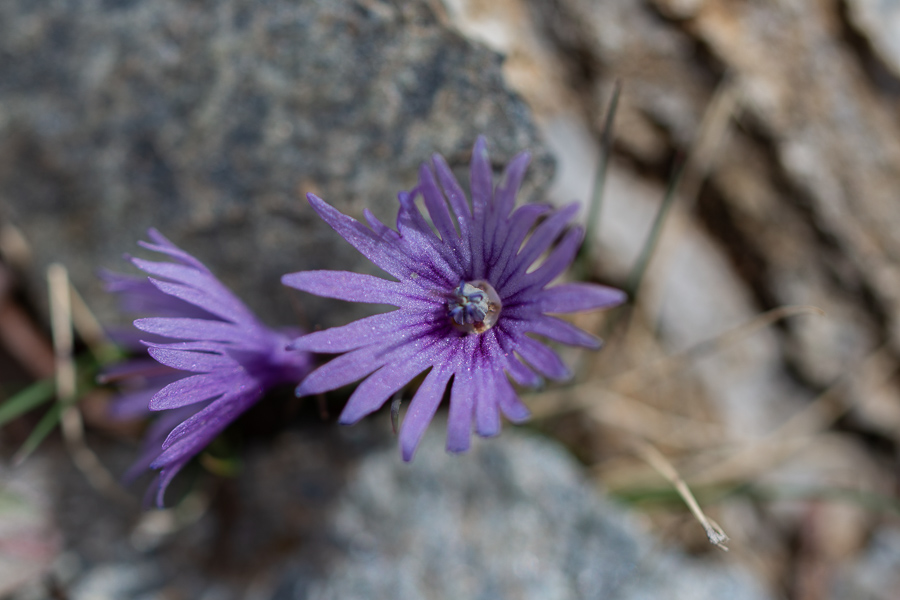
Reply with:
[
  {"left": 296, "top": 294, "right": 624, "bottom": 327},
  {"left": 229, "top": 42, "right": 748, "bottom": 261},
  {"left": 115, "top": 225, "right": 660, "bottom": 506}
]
[
  {"left": 66, "top": 279, "right": 119, "bottom": 364},
  {"left": 48, "top": 264, "right": 76, "bottom": 403},
  {"left": 610, "top": 305, "right": 825, "bottom": 391},
  {"left": 582, "top": 80, "right": 621, "bottom": 261},
  {"left": 47, "top": 263, "right": 131, "bottom": 504},
  {"left": 530, "top": 386, "right": 729, "bottom": 449},
  {"left": 632, "top": 439, "right": 730, "bottom": 551},
  {"left": 0, "top": 293, "right": 55, "bottom": 379},
  {"left": 534, "top": 305, "right": 823, "bottom": 448},
  {"left": 686, "top": 344, "right": 896, "bottom": 486},
  {"left": 677, "top": 73, "right": 740, "bottom": 213}
]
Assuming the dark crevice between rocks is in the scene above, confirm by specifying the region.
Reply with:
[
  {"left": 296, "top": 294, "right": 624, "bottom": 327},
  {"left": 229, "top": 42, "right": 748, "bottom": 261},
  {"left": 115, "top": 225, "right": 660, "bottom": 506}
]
[
  {"left": 724, "top": 121, "right": 900, "bottom": 461},
  {"left": 692, "top": 181, "right": 780, "bottom": 314},
  {"left": 521, "top": 0, "right": 607, "bottom": 117},
  {"left": 836, "top": 0, "right": 900, "bottom": 99},
  {"left": 743, "top": 124, "right": 893, "bottom": 343}
]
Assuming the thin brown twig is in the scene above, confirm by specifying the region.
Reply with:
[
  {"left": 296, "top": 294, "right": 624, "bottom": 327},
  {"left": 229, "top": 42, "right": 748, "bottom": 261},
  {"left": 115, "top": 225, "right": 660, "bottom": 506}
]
[
  {"left": 0, "top": 222, "right": 33, "bottom": 269},
  {"left": 47, "top": 263, "right": 132, "bottom": 504},
  {"left": 678, "top": 72, "right": 741, "bottom": 213},
  {"left": 0, "top": 263, "right": 55, "bottom": 379},
  {"left": 531, "top": 305, "right": 823, "bottom": 446},
  {"left": 609, "top": 305, "right": 825, "bottom": 391},
  {"left": 530, "top": 386, "right": 731, "bottom": 449},
  {"left": 601, "top": 343, "right": 897, "bottom": 494},
  {"left": 684, "top": 344, "right": 897, "bottom": 487},
  {"left": 67, "top": 280, "right": 118, "bottom": 363},
  {"left": 632, "top": 439, "right": 730, "bottom": 551}
]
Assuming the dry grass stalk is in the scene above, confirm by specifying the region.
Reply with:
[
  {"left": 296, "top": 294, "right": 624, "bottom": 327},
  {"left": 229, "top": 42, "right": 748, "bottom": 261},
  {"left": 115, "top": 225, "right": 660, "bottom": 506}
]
[
  {"left": 685, "top": 344, "right": 897, "bottom": 487},
  {"left": 530, "top": 386, "right": 730, "bottom": 449},
  {"left": 632, "top": 439, "right": 730, "bottom": 551},
  {"left": 47, "top": 263, "right": 132, "bottom": 504},
  {"left": 609, "top": 305, "right": 825, "bottom": 392},
  {"left": 66, "top": 278, "right": 117, "bottom": 362}
]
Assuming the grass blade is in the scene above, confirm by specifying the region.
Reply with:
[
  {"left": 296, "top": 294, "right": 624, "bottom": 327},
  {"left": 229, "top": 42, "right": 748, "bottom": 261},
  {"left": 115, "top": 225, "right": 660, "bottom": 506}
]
[
  {"left": 581, "top": 80, "right": 622, "bottom": 267},
  {"left": 0, "top": 378, "right": 55, "bottom": 428},
  {"left": 625, "top": 152, "right": 687, "bottom": 299},
  {"left": 12, "top": 403, "right": 62, "bottom": 465}
]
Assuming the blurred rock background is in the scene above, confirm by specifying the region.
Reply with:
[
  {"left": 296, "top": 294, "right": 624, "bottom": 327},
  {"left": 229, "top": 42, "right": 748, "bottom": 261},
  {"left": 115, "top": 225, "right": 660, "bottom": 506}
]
[{"left": 1, "top": 0, "right": 900, "bottom": 599}]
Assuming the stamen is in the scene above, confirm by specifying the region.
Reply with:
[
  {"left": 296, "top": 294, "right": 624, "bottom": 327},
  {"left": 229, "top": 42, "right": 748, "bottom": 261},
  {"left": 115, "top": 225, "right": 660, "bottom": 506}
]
[{"left": 447, "top": 280, "right": 502, "bottom": 334}]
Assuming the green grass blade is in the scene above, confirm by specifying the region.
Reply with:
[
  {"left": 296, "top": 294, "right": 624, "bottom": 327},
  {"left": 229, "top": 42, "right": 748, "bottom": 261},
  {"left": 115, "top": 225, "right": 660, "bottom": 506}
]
[
  {"left": 581, "top": 80, "right": 622, "bottom": 267},
  {"left": 0, "top": 378, "right": 55, "bottom": 429},
  {"left": 13, "top": 403, "right": 62, "bottom": 465},
  {"left": 612, "top": 482, "right": 900, "bottom": 516},
  {"left": 625, "top": 152, "right": 687, "bottom": 299}
]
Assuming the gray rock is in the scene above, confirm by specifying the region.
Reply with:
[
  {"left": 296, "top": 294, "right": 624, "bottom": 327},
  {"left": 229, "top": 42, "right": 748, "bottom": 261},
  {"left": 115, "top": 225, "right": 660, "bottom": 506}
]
[
  {"left": 12, "top": 425, "right": 770, "bottom": 600},
  {"left": 828, "top": 527, "right": 900, "bottom": 600},
  {"left": 300, "top": 425, "right": 771, "bottom": 600},
  {"left": 846, "top": 0, "right": 900, "bottom": 78},
  {"left": 0, "top": 0, "right": 551, "bottom": 329}
]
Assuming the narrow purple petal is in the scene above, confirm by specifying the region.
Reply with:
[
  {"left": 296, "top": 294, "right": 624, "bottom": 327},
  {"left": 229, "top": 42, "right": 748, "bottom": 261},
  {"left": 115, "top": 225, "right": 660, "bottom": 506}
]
[
  {"left": 338, "top": 335, "right": 453, "bottom": 424},
  {"left": 535, "top": 283, "right": 627, "bottom": 313},
  {"left": 149, "top": 390, "right": 249, "bottom": 506},
  {"left": 446, "top": 368, "right": 474, "bottom": 453},
  {"left": 514, "top": 336, "right": 571, "bottom": 381},
  {"left": 483, "top": 151, "right": 530, "bottom": 266},
  {"left": 494, "top": 151, "right": 531, "bottom": 219},
  {"left": 131, "top": 260, "right": 251, "bottom": 323},
  {"left": 154, "top": 459, "right": 191, "bottom": 507},
  {"left": 148, "top": 370, "right": 244, "bottom": 410},
  {"left": 432, "top": 154, "right": 472, "bottom": 239},
  {"left": 505, "top": 226, "right": 585, "bottom": 298},
  {"left": 495, "top": 374, "right": 530, "bottom": 423},
  {"left": 102, "top": 269, "right": 213, "bottom": 319},
  {"left": 134, "top": 318, "right": 246, "bottom": 343},
  {"left": 141, "top": 229, "right": 206, "bottom": 270},
  {"left": 130, "top": 258, "right": 207, "bottom": 287},
  {"left": 493, "top": 329, "right": 543, "bottom": 387},
  {"left": 499, "top": 204, "right": 580, "bottom": 288},
  {"left": 307, "top": 194, "right": 415, "bottom": 281},
  {"left": 486, "top": 204, "right": 550, "bottom": 283},
  {"left": 159, "top": 388, "right": 260, "bottom": 451},
  {"left": 147, "top": 347, "right": 237, "bottom": 373},
  {"left": 469, "top": 137, "right": 492, "bottom": 279},
  {"left": 474, "top": 367, "right": 501, "bottom": 437},
  {"left": 295, "top": 345, "right": 391, "bottom": 396},
  {"left": 470, "top": 136, "right": 493, "bottom": 212},
  {"left": 399, "top": 367, "right": 453, "bottom": 461},
  {"left": 141, "top": 340, "right": 231, "bottom": 352},
  {"left": 521, "top": 315, "right": 602, "bottom": 349},
  {"left": 396, "top": 194, "right": 461, "bottom": 285},
  {"left": 282, "top": 270, "right": 406, "bottom": 306},
  {"left": 338, "top": 355, "right": 431, "bottom": 424},
  {"left": 144, "top": 405, "right": 202, "bottom": 450},
  {"left": 418, "top": 165, "right": 459, "bottom": 243},
  {"left": 396, "top": 191, "right": 439, "bottom": 241},
  {"left": 288, "top": 311, "right": 409, "bottom": 353},
  {"left": 146, "top": 278, "right": 253, "bottom": 325},
  {"left": 364, "top": 209, "right": 402, "bottom": 243},
  {"left": 109, "top": 389, "right": 157, "bottom": 419},
  {"left": 98, "top": 357, "right": 174, "bottom": 384}
]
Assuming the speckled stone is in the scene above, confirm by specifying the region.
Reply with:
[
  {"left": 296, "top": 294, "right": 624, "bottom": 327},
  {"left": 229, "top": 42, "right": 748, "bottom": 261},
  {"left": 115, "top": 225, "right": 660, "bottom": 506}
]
[
  {"left": 13, "top": 424, "right": 772, "bottom": 600},
  {"left": 0, "top": 0, "right": 551, "bottom": 329}
]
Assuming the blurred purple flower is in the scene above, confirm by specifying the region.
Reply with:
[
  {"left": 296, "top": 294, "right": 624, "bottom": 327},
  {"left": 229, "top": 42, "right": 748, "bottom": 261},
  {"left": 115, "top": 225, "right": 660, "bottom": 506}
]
[
  {"left": 104, "top": 229, "right": 313, "bottom": 506},
  {"left": 283, "top": 137, "right": 625, "bottom": 461}
]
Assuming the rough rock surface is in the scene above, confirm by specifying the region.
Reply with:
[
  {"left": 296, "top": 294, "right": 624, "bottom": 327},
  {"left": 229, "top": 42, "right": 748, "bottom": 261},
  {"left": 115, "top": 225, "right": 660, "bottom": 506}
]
[
  {"left": 11, "top": 425, "right": 771, "bottom": 600},
  {"left": 0, "top": 0, "right": 551, "bottom": 328}
]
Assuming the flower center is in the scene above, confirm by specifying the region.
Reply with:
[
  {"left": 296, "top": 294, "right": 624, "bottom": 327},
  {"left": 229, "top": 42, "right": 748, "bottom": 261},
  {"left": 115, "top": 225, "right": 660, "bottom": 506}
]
[{"left": 447, "top": 280, "right": 502, "bottom": 334}]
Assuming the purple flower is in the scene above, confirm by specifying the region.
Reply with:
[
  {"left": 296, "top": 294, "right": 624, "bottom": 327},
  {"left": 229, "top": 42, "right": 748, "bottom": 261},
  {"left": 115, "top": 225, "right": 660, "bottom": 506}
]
[
  {"left": 105, "top": 229, "right": 313, "bottom": 506},
  {"left": 283, "top": 137, "right": 625, "bottom": 460}
]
